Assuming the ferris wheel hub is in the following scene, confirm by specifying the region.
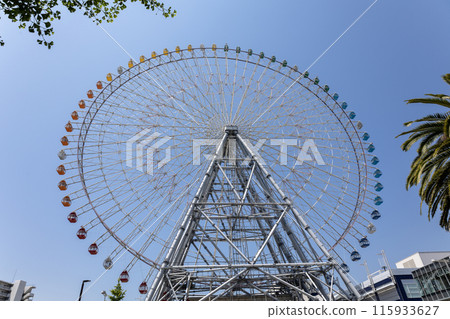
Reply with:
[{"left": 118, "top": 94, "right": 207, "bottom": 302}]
[{"left": 224, "top": 125, "right": 238, "bottom": 135}]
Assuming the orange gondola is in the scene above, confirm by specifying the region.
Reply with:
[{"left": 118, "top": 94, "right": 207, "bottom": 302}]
[
  {"left": 56, "top": 165, "right": 66, "bottom": 175},
  {"left": 71, "top": 111, "right": 79, "bottom": 120},
  {"left": 58, "top": 180, "right": 67, "bottom": 191},
  {"left": 60, "top": 136, "right": 69, "bottom": 146},
  {"left": 65, "top": 122, "right": 73, "bottom": 132},
  {"left": 61, "top": 196, "right": 71, "bottom": 207}
]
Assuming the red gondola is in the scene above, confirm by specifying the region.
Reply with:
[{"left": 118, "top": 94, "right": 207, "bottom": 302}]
[
  {"left": 139, "top": 282, "right": 148, "bottom": 294},
  {"left": 77, "top": 227, "right": 87, "bottom": 239},
  {"left": 119, "top": 270, "right": 129, "bottom": 283},
  {"left": 88, "top": 243, "right": 99, "bottom": 255},
  {"left": 67, "top": 212, "right": 78, "bottom": 223}
]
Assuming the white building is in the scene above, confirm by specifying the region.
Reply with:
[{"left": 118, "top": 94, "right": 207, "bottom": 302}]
[
  {"left": 396, "top": 251, "right": 450, "bottom": 269},
  {"left": 358, "top": 251, "right": 450, "bottom": 301},
  {"left": 359, "top": 268, "right": 421, "bottom": 301},
  {"left": 0, "top": 280, "right": 35, "bottom": 301}
]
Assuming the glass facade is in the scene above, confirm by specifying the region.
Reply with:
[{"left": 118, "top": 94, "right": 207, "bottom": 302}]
[
  {"left": 412, "top": 257, "right": 450, "bottom": 301},
  {"left": 401, "top": 279, "right": 421, "bottom": 299}
]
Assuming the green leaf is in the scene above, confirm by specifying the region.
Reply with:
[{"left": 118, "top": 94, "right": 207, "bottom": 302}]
[{"left": 1, "top": 0, "right": 176, "bottom": 48}]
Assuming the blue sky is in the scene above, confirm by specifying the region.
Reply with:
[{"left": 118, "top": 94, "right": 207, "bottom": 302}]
[{"left": 0, "top": 0, "right": 449, "bottom": 301}]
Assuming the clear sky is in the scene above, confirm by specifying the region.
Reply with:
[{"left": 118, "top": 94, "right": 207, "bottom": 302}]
[{"left": 0, "top": 0, "right": 450, "bottom": 301}]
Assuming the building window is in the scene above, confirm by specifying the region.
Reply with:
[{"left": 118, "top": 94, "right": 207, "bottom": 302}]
[
  {"left": 403, "top": 260, "right": 417, "bottom": 268},
  {"left": 402, "top": 279, "right": 421, "bottom": 299}
]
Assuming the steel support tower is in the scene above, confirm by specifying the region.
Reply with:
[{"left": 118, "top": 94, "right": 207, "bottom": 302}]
[{"left": 146, "top": 126, "right": 361, "bottom": 301}]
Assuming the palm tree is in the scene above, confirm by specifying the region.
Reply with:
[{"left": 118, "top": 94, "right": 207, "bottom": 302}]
[{"left": 397, "top": 74, "right": 450, "bottom": 231}]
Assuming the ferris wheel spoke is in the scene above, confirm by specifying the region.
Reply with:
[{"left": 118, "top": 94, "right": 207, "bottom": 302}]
[
  {"left": 129, "top": 59, "right": 204, "bottom": 127},
  {"left": 236, "top": 72, "right": 313, "bottom": 126},
  {"left": 110, "top": 176, "right": 201, "bottom": 267},
  {"left": 236, "top": 161, "right": 351, "bottom": 256},
  {"left": 189, "top": 52, "right": 225, "bottom": 117},
  {"left": 256, "top": 152, "right": 365, "bottom": 227},
  {"left": 100, "top": 154, "right": 204, "bottom": 229},
  {"left": 107, "top": 75, "right": 207, "bottom": 127},
  {"left": 177, "top": 51, "right": 223, "bottom": 123},
  {"left": 137, "top": 70, "right": 212, "bottom": 125},
  {"left": 254, "top": 142, "right": 367, "bottom": 191},
  {"left": 253, "top": 162, "right": 357, "bottom": 236},
  {"left": 232, "top": 54, "right": 261, "bottom": 124},
  {"left": 234, "top": 62, "right": 283, "bottom": 124},
  {"left": 244, "top": 136, "right": 358, "bottom": 180}
]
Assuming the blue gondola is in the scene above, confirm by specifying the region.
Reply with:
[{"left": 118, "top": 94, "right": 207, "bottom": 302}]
[
  {"left": 371, "top": 210, "right": 381, "bottom": 220},
  {"left": 340, "top": 263, "right": 350, "bottom": 273},
  {"left": 359, "top": 237, "right": 370, "bottom": 248},
  {"left": 374, "top": 196, "right": 383, "bottom": 206},
  {"left": 362, "top": 132, "right": 370, "bottom": 141},
  {"left": 367, "top": 143, "right": 375, "bottom": 152},
  {"left": 333, "top": 93, "right": 339, "bottom": 101},
  {"left": 373, "top": 169, "right": 382, "bottom": 178},
  {"left": 341, "top": 102, "right": 348, "bottom": 109},
  {"left": 371, "top": 156, "right": 379, "bottom": 165},
  {"left": 350, "top": 251, "right": 361, "bottom": 262},
  {"left": 374, "top": 182, "right": 383, "bottom": 192}
]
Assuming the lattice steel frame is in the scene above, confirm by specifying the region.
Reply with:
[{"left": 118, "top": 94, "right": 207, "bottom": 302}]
[{"left": 146, "top": 127, "right": 360, "bottom": 301}]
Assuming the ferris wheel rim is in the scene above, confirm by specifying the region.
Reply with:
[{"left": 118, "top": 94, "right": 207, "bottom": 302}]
[
  {"left": 60, "top": 44, "right": 382, "bottom": 276},
  {"left": 80, "top": 46, "right": 367, "bottom": 247}
]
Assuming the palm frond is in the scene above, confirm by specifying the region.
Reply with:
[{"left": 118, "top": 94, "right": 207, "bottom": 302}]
[
  {"left": 444, "top": 117, "right": 450, "bottom": 138},
  {"left": 398, "top": 121, "right": 443, "bottom": 135},
  {"left": 400, "top": 73, "right": 450, "bottom": 231},
  {"left": 443, "top": 73, "right": 450, "bottom": 86},
  {"left": 406, "top": 97, "right": 450, "bottom": 109},
  {"left": 425, "top": 94, "right": 450, "bottom": 99}
]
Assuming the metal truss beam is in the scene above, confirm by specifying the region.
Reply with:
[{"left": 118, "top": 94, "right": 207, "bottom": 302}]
[{"left": 146, "top": 130, "right": 360, "bottom": 301}]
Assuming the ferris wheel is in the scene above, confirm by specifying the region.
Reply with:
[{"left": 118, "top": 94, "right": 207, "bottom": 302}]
[{"left": 57, "top": 44, "right": 383, "bottom": 300}]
